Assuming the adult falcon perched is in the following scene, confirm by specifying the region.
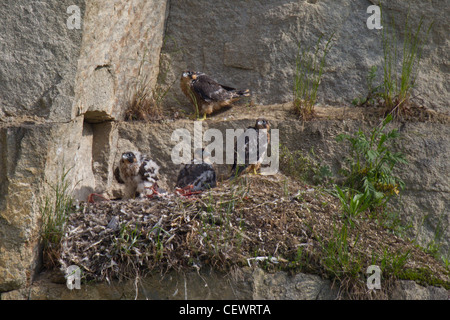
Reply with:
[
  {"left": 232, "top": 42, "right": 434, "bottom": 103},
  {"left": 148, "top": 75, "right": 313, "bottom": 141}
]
[
  {"left": 180, "top": 70, "right": 250, "bottom": 120},
  {"left": 230, "top": 118, "right": 270, "bottom": 178},
  {"left": 176, "top": 148, "right": 216, "bottom": 195},
  {"left": 115, "top": 151, "right": 160, "bottom": 199}
]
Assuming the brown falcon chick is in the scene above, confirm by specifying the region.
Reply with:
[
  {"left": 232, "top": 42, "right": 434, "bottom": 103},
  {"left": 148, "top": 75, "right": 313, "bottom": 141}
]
[
  {"left": 116, "top": 151, "right": 160, "bottom": 199},
  {"left": 176, "top": 148, "right": 217, "bottom": 194},
  {"left": 180, "top": 70, "right": 251, "bottom": 120},
  {"left": 230, "top": 118, "right": 271, "bottom": 178}
]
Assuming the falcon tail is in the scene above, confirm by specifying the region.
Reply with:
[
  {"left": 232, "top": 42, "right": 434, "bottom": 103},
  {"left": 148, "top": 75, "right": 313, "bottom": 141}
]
[{"left": 235, "top": 89, "right": 251, "bottom": 97}]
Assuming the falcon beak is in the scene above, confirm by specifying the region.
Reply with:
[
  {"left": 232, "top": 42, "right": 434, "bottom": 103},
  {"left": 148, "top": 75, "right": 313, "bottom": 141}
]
[
  {"left": 202, "top": 150, "right": 212, "bottom": 164},
  {"left": 256, "top": 118, "right": 269, "bottom": 129},
  {"left": 257, "top": 119, "right": 266, "bottom": 127}
]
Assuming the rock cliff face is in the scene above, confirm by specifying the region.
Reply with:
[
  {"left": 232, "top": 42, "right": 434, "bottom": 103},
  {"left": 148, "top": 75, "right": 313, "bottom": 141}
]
[
  {"left": 75, "top": 0, "right": 169, "bottom": 122},
  {"left": 0, "top": 0, "right": 448, "bottom": 297},
  {"left": 160, "top": 0, "right": 448, "bottom": 113},
  {"left": 0, "top": 0, "right": 169, "bottom": 292},
  {"left": 2, "top": 268, "right": 448, "bottom": 300},
  {"left": 0, "top": 0, "right": 84, "bottom": 122}
]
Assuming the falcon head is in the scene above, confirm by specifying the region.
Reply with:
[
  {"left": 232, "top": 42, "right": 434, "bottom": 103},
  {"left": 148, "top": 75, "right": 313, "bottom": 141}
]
[
  {"left": 181, "top": 70, "right": 201, "bottom": 81},
  {"left": 255, "top": 118, "right": 270, "bottom": 130},
  {"left": 121, "top": 152, "right": 137, "bottom": 164},
  {"left": 193, "top": 148, "right": 212, "bottom": 164}
]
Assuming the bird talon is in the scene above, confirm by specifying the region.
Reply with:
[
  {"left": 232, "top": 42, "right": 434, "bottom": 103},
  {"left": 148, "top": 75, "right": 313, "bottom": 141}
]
[
  {"left": 144, "top": 184, "right": 160, "bottom": 198},
  {"left": 176, "top": 185, "right": 202, "bottom": 198},
  {"left": 194, "top": 113, "right": 207, "bottom": 121}
]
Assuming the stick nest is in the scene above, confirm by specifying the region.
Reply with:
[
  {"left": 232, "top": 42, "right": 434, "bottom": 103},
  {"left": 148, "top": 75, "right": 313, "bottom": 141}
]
[{"left": 59, "top": 174, "right": 449, "bottom": 291}]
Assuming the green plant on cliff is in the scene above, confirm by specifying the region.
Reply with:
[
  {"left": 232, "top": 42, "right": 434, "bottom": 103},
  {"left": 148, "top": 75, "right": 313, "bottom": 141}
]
[
  {"left": 333, "top": 185, "right": 372, "bottom": 226},
  {"left": 419, "top": 212, "right": 449, "bottom": 268},
  {"left": 293, "top": 33, "right": 334, "bottom": 120},
  {"left": 320, "top": 223, "right": 365, "bottom": 282},
  {"left": 352, "top": 65, "right": 383, "bottom": 107},
  {"left": 336, "top": 114, "right": 407, "bottom": 213},
  {"left": 279, "top": 144, "right": 332, "bottom": 186},
  {"left": 40, "top": 167, "right": 76, "bottom": 268},
  {"left": 380, "top": 8, "right": 432, "bottom": 117}
]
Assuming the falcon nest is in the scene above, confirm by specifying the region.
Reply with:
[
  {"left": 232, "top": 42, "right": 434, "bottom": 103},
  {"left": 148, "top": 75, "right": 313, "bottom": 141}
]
[{"left": 58, "top": 174, "right": 449, "bottom": 296}]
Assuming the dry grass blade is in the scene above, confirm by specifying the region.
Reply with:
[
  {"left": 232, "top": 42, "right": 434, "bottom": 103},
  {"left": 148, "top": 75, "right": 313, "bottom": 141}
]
[{"left": 125, "top": 74, "right": 163, "bottom": 121}]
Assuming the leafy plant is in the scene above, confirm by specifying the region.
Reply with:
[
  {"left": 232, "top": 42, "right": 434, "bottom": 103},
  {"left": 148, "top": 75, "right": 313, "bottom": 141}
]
[
  {"left": 419, "top": 212, "right": 449, "bottom": 265},
  {"left": 442, "top": 256, "right": 450, "bottom": 271},
  {"left": 293, "top": 33, "right": 334, "bottom": 120},
  {"left": 375, "top": 210, "right": 413, "bottom": 238},
  {"left": 188, "top": 87, "right": 201, "bottom": 120},
  {"left": 196, "top": 186, "right": 247, "bottom": 263},
  {"left": 336, "top": 114, "right": 407, "bottom": 210},
  {"left": 334, "top": 185, "right": 371, "bottom": 225},
  {"left": 149, "top": 224, "right": 171, "bottom": 261},
  {"left": 289, "top": 245, "right": 314, "bottom": 272}
]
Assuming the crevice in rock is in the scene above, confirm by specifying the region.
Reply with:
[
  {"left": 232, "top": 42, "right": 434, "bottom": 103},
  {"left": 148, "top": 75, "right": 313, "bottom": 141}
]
[
  {"left": 91, "top": 121, "right": 119, "bottom": 197},
  {"left": 72, "top": 120, "right": 95, "bottom": 202}
]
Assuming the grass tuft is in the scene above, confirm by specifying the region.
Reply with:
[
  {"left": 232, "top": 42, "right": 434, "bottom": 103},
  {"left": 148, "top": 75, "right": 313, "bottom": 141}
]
[
  {"left": 40, "top": 167, "right": 76, "bottom": 269},
  {"left": 380, "top": 7, "right": 433, "bottom": 118},
  {"left": 125, "top": 50, "right": 172, "bottom": 121},
  {"left": 293, "top": 33, "right": 334, "bottom": 120}
]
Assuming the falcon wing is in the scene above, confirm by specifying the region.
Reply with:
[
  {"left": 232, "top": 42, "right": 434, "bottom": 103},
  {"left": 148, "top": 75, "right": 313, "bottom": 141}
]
[
  {"left": 257, "top": 128, "right": 269, "bottom": 164},
  {"left": 176, "top": 164, "right": 192, "bottom": 188},
  {"left": 231, "top": 126, "right": 257, "bottom": 176},
  {"left": 192, "top": 74, "right": 236, "bottom": 102},
  {"left": 114, "top": 167, "right": 124, "bottom": 184},
  {"left": 191, "top": 164, "right": 216, "bottom": 191},
  {"left": 177, "top": 163, "right": 216, "bottom": 191},
  {"left": 139, "top": 158, "right": 159, "bottom": 183},
  {"left": 231, "top": 127, "right": 269, "bottom": 177}
]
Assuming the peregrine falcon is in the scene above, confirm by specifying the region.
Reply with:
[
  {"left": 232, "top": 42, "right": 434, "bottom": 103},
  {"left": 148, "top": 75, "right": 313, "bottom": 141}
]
[
  {"left": 176, "top": 148, "right": 216, "bottom": 196},
  {"left": 115, "top": 151, "right": 160, "bottom": 199},
  {"left": 230, "top": 118, "right": 270, "bottom": 178},
  {"left": 180, "top": 70, "right": 250, "bottom": 120}
]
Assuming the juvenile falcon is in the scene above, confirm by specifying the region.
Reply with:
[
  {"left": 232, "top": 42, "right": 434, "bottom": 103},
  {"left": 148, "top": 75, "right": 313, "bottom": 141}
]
[
  {"left": 180, "top": 70, "right": 250, "bottom": 120},
  {"left": 230, "top": 118, "right": 270, "bottom": 178},
  {"left": 115, "top": 151, "right": 160, "bottom": 199},
  {"left": 176, "top": 148, "right": 216, "bottom": 195}
]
